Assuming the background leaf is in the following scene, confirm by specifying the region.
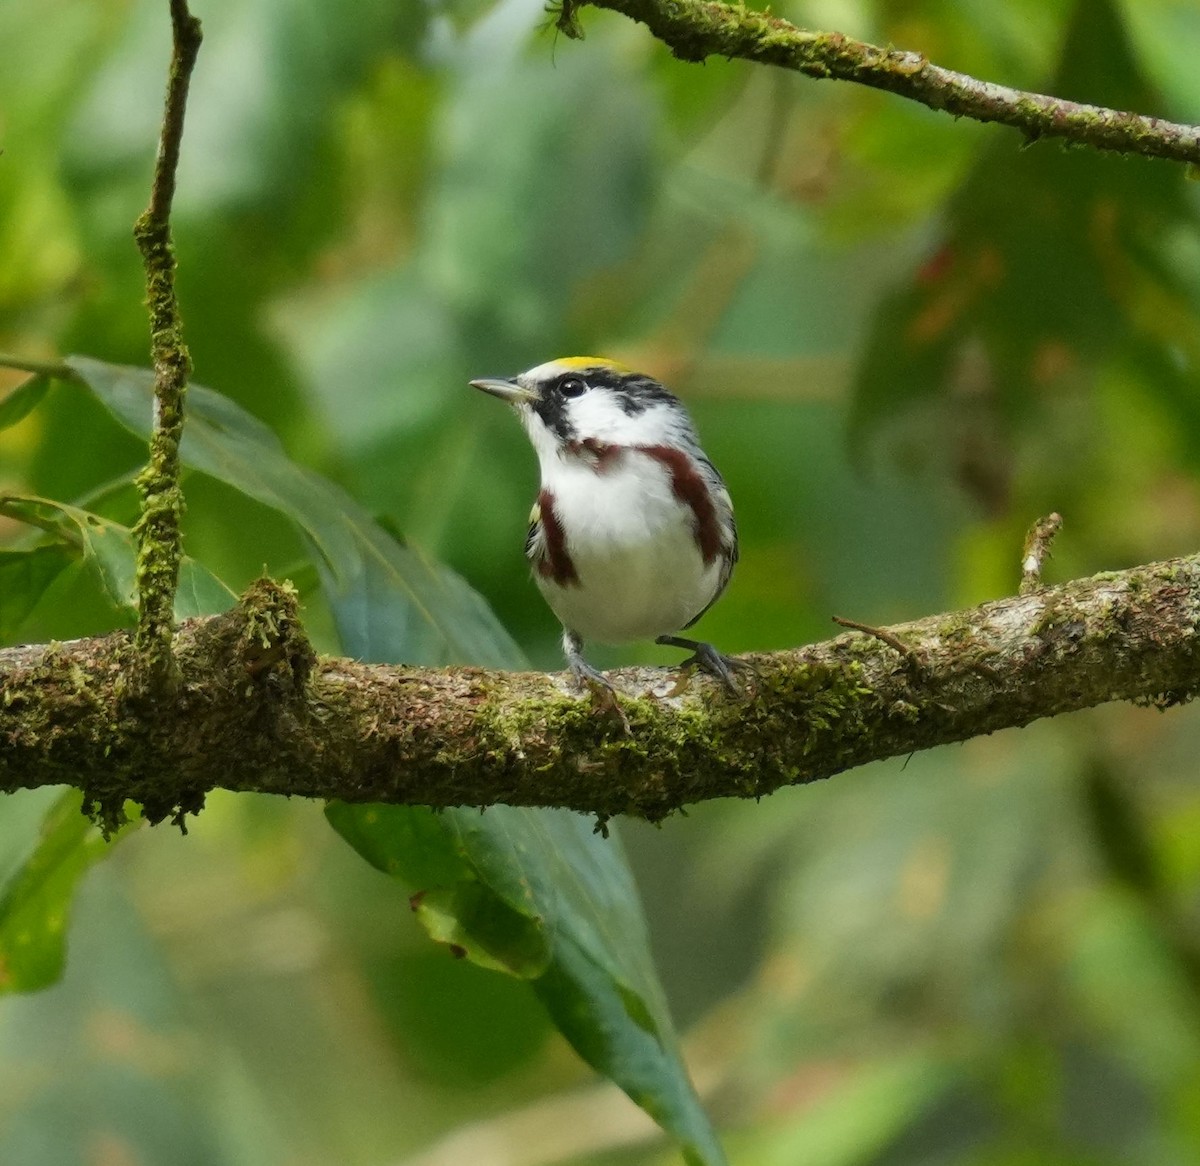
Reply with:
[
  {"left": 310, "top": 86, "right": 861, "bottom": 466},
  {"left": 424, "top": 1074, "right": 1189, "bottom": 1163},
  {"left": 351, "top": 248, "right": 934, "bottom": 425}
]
[
  {"left": 850, "top": 0, "right": 1197, "bottom": 516},
  {"left": 0, "top": 493, "right": 236, "bottom": 621},
  {"left": 0, "top": 789, "right": 136, "bottom": 994},
  {"left": 0, "top": 374, "right": 50, "bottom": 432},
  {"left": 0, "top": 545, "right": 74, "bottom": 643},
  {"left": 65, "top": 355, "right": 521, "bottom": 668}
]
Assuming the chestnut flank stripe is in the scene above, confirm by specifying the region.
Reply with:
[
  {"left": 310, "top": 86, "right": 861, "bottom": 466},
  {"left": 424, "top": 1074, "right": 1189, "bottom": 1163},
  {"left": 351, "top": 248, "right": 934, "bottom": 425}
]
[
  {"left": 537, "top": 489, "right": 579, "bottom": 586},
  {"left": 639, "top": 445, "right": 722, "bottom": 564}
]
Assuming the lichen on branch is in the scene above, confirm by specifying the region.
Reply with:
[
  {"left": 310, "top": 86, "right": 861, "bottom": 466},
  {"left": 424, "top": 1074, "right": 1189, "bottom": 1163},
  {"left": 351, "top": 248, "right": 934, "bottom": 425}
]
[
  {"left": 131, "top": 0, "right": 203, "bottom": 692},
  {"left": 557, "top": 0, "right": 1200, "bottom": 167},
  {"left": 2, "top": 556, "right": 1199, "bottom": 827}
]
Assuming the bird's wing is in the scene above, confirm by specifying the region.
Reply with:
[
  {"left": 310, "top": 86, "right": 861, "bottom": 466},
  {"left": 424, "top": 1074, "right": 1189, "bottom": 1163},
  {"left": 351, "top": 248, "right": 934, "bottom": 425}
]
[
  {"left": 524, "top": 499, "right": 547, "bottom": 568},
  {"left": 697, "top": 454, "right": 738, "bottom": 563},
  {"left": 682, "top": 456, "right": 738, "bottom": 629}
]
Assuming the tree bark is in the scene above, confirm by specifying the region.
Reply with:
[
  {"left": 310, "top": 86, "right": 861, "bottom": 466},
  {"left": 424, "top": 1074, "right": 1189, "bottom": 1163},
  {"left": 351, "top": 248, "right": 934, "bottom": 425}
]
[
  {"left": 3, "top": 559, "right": 1198, "bottom": 830},
  {"left": 559, "top": 0, "right": 1200, "bottom": 167}
]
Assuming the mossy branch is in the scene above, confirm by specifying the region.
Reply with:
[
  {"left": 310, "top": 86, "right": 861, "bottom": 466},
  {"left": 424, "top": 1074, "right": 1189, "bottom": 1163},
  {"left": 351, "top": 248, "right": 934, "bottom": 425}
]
[
  {"left": 131, "top": 0, "right": 203, "bottom": 693},
  {"left": 2, "top": 559, "right": 1198, "bottom": 829},
  {"left": 557, "top": 0, "right": 1200, "bottom": 167}
]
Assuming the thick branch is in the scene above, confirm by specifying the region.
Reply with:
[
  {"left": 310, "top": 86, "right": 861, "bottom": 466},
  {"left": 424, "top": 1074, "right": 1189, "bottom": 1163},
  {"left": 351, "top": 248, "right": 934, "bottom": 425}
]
[
  {"left": 559, "top": 0, "right": 1200, "bottom": 166},
  {"left": 2, "top": 560, "right": 1198, "bottom": 827},
  {"left": 131, "top": 0, "right": 203, "bottom": 691}
]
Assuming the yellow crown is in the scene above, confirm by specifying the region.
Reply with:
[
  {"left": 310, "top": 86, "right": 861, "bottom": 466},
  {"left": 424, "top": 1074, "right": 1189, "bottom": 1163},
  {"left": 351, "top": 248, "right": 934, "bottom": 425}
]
[{"left": 554, "top": 355, "right": 630, "bottom": 373}]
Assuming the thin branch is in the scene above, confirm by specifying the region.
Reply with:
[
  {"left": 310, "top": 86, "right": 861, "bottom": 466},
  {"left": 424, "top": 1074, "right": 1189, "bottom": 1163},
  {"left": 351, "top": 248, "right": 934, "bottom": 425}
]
[
  {"left": 0, "top": 354, "right": 74, "bottom": 380},
  {"left": 131, "top": 0, "right": 203, "bottom": 692},
  {"left": 1020, "top": 512, "right": 1064, "bottom": 595},
  {"left": 831, "top": 615, "right": 919, "bottom": 663},
  {"left": 2, "top": 558, "right": 1199, "bottom": 830},
  {"left": 558, "top": 0, "right": 1200, "bottom": 167}
]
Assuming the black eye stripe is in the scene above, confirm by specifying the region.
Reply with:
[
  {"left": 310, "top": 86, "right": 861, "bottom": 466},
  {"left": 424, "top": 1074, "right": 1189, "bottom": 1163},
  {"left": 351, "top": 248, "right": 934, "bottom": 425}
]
[
  {"left": 530, "top": 366, "right": 683, "bottom": 438},
  {"left": 532, "top": 387, "right": 575, "bottom": 441}
]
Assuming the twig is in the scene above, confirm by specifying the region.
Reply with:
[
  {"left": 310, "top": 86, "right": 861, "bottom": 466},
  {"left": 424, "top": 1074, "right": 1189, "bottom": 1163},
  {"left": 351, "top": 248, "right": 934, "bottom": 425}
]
[
  {"left": 0, "top": 354, "right": 75, "bottom": 380},
  {"left": 131, "top": 0, "right": 203, "bottom": 692},
  {"left": 558, "top": 0, "right": 1200, "bottom": 167},
  {"left": 831, "top": 614, "right": 918, "bottom": 664},
  {"left": 1020, "top": 512, "right": 1063, "bottom": 595}
]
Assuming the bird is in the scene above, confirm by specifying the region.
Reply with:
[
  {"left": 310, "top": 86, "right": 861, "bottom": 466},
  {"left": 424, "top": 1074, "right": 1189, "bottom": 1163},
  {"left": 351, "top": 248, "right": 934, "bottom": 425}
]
[{"left": 470, "top": 357, "right": 746, "bottom": 693}]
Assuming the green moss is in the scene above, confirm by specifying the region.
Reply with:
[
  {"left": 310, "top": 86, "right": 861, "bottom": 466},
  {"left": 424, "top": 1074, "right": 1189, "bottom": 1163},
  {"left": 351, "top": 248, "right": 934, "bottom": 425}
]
[
  {"left": 845, "top": 635, "right": 878, "bottom": 657},
  {"left": 0, "top": 579, "right": 318, "bottom": 836},
  {"left": 936, "top": 609, "right": 980, "bottom": 645},
  {"left": 463, "top": 656, "right": 876, "bottom": 822}
]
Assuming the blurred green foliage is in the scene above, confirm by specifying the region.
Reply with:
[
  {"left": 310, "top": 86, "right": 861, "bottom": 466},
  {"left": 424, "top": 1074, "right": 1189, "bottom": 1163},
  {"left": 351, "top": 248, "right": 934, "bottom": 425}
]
[{"left": 3, "top": 0, "right": 1200, "bottom": 1162}]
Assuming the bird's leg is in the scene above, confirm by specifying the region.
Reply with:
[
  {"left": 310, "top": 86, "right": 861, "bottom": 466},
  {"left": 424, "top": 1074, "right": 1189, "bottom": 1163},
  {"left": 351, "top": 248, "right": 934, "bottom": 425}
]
[
  {"left": 563, "top": 628, "right": 613, "bottom": 691},
  {"left": 562, "top": 628, "right": 630, "bottom": 732},
  {"left": 655, "top": 634, "right": 755, "bottom": 694}
]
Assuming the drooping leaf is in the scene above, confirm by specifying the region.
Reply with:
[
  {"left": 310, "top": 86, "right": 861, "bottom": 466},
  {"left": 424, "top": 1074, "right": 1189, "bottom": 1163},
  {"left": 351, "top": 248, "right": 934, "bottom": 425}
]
[
  {"left": 328, "top": 803, "right": 552, "bottom": 979},
  {"left": 322, "top": 575, "right": 725, "bottom": 1160},
  {"left": 65, "top": 355, "right": 520, "bottom": 668},
  {"left": 317, "top": 587, "right": 723, "bottom": 1150},
  {"left": 0, "top": 373, "right": 50, "bottom": 431},
  {"left": 327, "top": 802, "right": 728, "bottom": 1166},
  {"left": 0, "top": 789, "right": 137, "bottom": 995},
  {"left": 0, "top": 494, "right": 236, "bottom": 620}
]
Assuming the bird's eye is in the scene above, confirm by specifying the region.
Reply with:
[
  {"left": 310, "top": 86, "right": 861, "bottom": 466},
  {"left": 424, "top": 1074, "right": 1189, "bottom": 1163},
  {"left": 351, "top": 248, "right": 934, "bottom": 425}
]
[{"left": 558, "top": 376, "right": 587, "bottom": 398}]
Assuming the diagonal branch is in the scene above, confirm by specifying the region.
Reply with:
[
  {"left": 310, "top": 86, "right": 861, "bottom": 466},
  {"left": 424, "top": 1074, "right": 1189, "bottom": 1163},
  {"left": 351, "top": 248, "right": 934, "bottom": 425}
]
[
  {"left": 131, "top": 0, "right": 203, "bottom": 692},
  {"left": 557, "top": 0, "right": 1200, "bottom": 167},
  {"left": 2, "top": 557, "right": 1198, "bottom": 830}
]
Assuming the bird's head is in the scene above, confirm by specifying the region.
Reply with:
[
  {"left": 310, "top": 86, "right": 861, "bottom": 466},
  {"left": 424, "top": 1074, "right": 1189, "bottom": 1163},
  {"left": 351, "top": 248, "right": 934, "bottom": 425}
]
[{"left": 470, "top": 357, "right": 688, "bottom": 464}]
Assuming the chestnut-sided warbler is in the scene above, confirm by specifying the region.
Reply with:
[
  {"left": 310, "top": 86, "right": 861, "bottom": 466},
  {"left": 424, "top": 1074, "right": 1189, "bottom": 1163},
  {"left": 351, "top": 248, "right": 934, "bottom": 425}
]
[{"left": 471, "top": 357, "right": 745, "bottom": 691}]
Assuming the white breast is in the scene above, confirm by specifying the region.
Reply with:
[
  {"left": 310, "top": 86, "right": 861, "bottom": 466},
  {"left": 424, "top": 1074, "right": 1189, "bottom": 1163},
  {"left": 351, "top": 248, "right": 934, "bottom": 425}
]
[{"left": 536, "top": 449, "right": 723, "bottom": 644}]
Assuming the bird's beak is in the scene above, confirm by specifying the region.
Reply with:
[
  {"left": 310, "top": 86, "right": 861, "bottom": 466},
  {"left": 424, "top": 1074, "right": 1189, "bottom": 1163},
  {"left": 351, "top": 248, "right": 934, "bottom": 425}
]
[{"left": 469, "top": 376, "right": 537, "bottom": 405}]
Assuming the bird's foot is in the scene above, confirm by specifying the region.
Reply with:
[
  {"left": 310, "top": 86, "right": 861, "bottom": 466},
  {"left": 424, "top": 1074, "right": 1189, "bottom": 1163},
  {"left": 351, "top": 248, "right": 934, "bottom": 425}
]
[
  {"left": 655, "top": 635, "right": 756, "bottom": 695},
  {"left": 568, "top": 653, "right": 614, "bottom": 693},
  {"left": 566, "top": 641, "right": 630, "bottom": 734}
]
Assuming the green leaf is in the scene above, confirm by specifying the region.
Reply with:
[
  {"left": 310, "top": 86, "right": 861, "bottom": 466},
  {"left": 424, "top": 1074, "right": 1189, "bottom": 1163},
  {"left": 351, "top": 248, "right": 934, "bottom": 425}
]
[
  {"left": 323, "top": 803, "right": 548, "bottom": 977},
  {"left": 1, "top": 495, "right": 135, "bottom": 608},
  {"left": 328, "top": 803, "right": 727, "bottom": 1165},
  {"left": 0, "top": 789, "right": 136, "bottom": 994},
  {"left": 0, "top": 373, "right": 50, "bottom": 431},
  {"left": 0, "top": 544, "right": 73, "bottom": 643},
  {"left": 0, "top": 494, "right": 235, "bottom": 620},
  {"left": 303, "top": 456, "right": 725, "bottom": 1161},
  {"left": 305, "top": 485, "right": 724, "bottom": 1158},
  {"left": 65, "top": 355, "right": 520, "bottom": 668}
]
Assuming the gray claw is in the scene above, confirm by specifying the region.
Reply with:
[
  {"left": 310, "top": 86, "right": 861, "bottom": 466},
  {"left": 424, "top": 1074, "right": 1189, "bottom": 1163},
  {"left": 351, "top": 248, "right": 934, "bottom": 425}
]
[
  {"left": 569, "top": 656, "right": 615, "bottom": 694},
  {"left": 656, "top": 634, "right": 754, "bottom": 695}
]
